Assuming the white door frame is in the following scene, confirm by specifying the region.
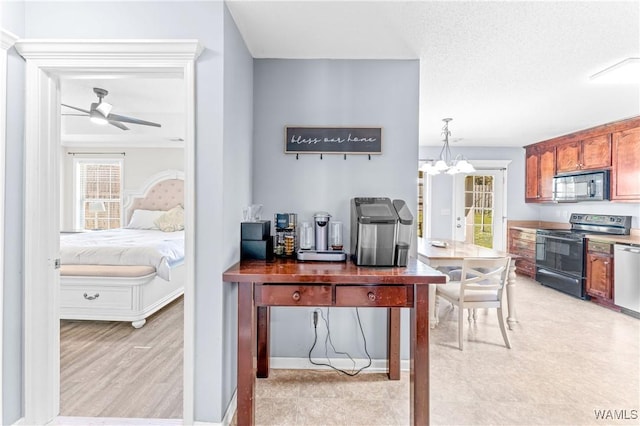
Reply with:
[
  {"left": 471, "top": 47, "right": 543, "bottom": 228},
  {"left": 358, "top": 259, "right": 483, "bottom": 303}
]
[
  {"left": 0, "top": 27, "right": 20, "bottom": 425},
  {"left": 452, "top": 160, "right": 511, "bottom": 251},
  {"left": 15, "top": 39, "right": 202, "bottom": 425}
]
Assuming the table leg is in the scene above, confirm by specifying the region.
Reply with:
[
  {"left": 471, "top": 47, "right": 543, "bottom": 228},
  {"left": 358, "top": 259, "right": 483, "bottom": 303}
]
[
  {"left": 506, "top": 260, "right": 518, "bottom": 330},
  {"left": 237, "top": 282, "right": 256, "bottom": 425},
  {"left": 257, "top": 306, "right": 270, "bottom": 378},
  {"left": 410, "top": 284, "right": 430, "bottom": 426},
  {"left": 387, "top": 307, "right": 400, "bottom": 380}
]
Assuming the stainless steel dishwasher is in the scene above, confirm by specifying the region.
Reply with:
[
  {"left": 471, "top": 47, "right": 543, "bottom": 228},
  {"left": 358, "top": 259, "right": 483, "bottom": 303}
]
[{"left": 614, "top": 244, "right": 640, "bottom": 317}]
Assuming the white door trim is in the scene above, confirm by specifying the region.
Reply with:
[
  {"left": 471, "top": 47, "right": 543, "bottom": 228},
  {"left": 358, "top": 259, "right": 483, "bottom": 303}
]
[
  {"left": 452, "top": 160, "right": 511, "bottom": 250},
  {"left": 0, "top": 27, "right": 20, "bottom": 426},
  {"left": 15, "top": 39, "right": 202, "bottom": 425}
]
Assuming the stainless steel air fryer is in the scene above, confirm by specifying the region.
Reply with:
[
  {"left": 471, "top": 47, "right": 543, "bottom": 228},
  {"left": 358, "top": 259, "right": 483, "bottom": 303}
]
[{"left": 350, "top": 197, "right": 399, "bottom": 266}]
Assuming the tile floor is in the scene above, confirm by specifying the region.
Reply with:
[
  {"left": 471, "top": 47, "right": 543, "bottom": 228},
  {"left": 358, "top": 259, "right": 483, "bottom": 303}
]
[{"left": 235, "top": 275, "right": 640, "bottom": 425}]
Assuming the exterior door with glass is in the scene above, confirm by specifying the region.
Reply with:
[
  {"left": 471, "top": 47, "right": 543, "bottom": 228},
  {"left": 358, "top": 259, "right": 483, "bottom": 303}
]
[{"left": 453, "top": 170, "right": 506, "bottom": 250}]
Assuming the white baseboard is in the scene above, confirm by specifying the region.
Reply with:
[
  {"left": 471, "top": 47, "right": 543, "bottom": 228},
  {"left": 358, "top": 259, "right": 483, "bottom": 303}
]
[
  {"left": 221, "top": 389, "right": 237, "bottom": 426},
  {"left": 12, "top": 418, "right": 24, "bottom": 426},
  {"left": 270, "top": 356, "right": 410, "bottom": 372}
]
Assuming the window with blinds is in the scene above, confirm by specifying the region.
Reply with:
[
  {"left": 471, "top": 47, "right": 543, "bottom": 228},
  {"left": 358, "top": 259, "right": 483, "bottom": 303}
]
[{"left": 74, "top": 159, "right": 123, "bottom": 230}]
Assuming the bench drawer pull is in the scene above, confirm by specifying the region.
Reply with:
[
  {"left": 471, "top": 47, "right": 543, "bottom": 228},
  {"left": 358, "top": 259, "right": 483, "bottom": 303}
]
[{"left": 83, "top": 292, "right": 100, "bottom": 301}]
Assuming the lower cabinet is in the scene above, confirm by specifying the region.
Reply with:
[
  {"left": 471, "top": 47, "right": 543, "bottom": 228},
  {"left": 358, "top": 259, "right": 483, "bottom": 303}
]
[
  {"left": 508, "top": 228, "right": 536, "bottom": 278},
  {"left": 585, "top": 240, "right": 617, "bottom": 309}
]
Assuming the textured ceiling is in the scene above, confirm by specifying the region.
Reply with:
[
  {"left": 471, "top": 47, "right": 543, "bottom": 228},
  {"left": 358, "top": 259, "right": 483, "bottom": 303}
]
[{"left": 227, "top": 0, "right": 640, "bottom": 147}]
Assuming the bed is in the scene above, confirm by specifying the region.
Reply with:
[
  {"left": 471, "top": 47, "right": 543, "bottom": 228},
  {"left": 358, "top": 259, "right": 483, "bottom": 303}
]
[{"left": 59, "top": 169, "right": 185, "bottom": 328}]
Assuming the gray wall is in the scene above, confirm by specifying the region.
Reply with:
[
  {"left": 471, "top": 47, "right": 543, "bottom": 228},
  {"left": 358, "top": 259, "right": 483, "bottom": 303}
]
[
  {"left": 2, "top": 2, "right": 26, "bottom": 424},
  {"left": 14, "top": 1, "right": 253, "bottom": 422},
  {"left": 221, "top": 4, "right": 253, "bottom": 415},
  {"left": 253, "top": 59, "right": 420, "bottom": 360}
]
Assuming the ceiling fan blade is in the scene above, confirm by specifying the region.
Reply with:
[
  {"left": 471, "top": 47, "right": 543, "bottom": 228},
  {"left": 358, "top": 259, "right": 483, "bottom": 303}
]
[
  {"left": 108, "top": 120, "right": 129, "bottom": 131},
  {"left": 61, "top": 103, "right": 91, "bottom": 114},
  {"left": 107, "top": 113, "right": 161, "bottom": 128}
]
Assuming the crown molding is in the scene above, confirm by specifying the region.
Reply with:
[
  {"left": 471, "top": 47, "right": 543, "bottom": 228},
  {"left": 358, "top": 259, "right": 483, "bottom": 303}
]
[
  {"left": 1, "top": 29, "right": 20, "bottom": 51},
  {"left": 15, "top": 39, "right": 203, "bottom": 61}
]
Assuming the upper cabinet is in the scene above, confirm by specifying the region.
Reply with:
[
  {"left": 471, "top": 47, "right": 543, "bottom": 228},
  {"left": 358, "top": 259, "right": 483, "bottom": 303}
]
[
  {"left": 525, "top": 144, "right": 555, "bottom": 202},
  {"left": 556, "top": 134, "right": 611, "bottom": 174},
  {"left": 525, "top": 116, "right": 640, "bottom": 203},
  {"left": 611, "top": 127, "right": 640, "bottom": 201}
]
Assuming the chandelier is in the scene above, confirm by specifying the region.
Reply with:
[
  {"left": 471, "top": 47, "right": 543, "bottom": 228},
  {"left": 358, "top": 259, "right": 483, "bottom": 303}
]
[{"left": 421, "top": 118, "right": 475, "bottom": 175}]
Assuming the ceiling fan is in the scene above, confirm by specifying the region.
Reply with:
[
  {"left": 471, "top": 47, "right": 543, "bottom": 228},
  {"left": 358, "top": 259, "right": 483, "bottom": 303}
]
[{"left": 61, "top": 87, "right": 161, "bottom": 130}]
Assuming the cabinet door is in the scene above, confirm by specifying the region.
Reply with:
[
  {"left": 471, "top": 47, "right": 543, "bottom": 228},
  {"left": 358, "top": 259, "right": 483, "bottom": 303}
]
[
  {"left": 525, "top": 147, "right": 539, "bottom": 201},
  {"left": 556, "top": 141, "right": 581, "bottom": 173},
  {"left": 582, "top": 134, "right": 611, "bottom": 170},
  {"left": 611, "top": 127, "right": 640, "bottom": 200},
  {"left": 539, "top": 145, "right": 556, "bottom": 200},
  {"left": 586, "top": 253, "right": 612, "bottom": 299}
]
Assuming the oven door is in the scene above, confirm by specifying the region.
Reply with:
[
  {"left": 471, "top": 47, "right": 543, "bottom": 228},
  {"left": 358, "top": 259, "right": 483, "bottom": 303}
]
[{"left": 535, "top": 233, "right": 584, "bottom": 277}]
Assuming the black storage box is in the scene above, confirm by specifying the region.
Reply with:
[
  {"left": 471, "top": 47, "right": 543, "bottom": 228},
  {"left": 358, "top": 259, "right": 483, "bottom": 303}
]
[
  {"left": 241, "top": 220, "right": 271, "bottom": 241},
  {"left": 241, "top": 239, "right": 274, "bottom": 260}
]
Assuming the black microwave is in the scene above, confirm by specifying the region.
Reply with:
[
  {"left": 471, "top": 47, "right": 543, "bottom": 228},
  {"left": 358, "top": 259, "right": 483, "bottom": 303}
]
[{"left": 552, "top": 170, "right": 610, "bottom": 202}]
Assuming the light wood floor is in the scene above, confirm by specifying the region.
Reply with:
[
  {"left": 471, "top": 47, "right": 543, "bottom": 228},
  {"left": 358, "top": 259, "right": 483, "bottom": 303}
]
[{"left": 60, "top": 297, "right": 183, "bottom": 419}]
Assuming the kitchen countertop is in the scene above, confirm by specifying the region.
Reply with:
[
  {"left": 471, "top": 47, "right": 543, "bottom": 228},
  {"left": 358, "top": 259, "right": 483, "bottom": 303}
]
[{"left": 585, "top": 234, "right": 640, "bottom": 245}]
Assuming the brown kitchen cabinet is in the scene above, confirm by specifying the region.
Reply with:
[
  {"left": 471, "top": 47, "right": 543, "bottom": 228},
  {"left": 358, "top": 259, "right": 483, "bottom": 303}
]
[
  {"left": 556, "top": 134, "right": 611, "bottom": 174},
  {"left": 508, "top": 227, "right": 536, "bottom": 278},
  {"left": 525, "top": 144, "right": 555, "bottom": 202},
  {"left": 611, "top": 126, "right": 640, "bottom": 201},
  {"left": 585, "top": 240, "right": 617, "bottom": 309}
]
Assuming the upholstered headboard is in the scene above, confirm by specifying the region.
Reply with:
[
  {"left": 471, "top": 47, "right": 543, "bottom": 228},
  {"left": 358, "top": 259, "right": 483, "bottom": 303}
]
[{"left": 123, "top": 170, "right": 184, "bottom": 225}]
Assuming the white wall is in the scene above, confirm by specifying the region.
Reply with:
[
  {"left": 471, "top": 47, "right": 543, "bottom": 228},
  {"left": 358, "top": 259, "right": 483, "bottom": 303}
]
[
  {"left": 419, "top": 145, "right": 538, "bottom": 240},
  {"left": 60, "top": 148, "right": 184, "bottom": 230},
  {"left": 253, "top": 59, "right": 420, "bottom": 361},
  {"left": 419, "top": 145, "right": 640, "bottom": 233},
  {"left": 1, "top": 2, "right": 25, "bottom": 424}
]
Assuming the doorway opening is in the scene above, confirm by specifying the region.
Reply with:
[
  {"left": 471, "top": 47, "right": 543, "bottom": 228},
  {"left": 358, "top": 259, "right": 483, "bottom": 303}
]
[{"left": 16, "top": 39, "right": 200, "bottom": 425}]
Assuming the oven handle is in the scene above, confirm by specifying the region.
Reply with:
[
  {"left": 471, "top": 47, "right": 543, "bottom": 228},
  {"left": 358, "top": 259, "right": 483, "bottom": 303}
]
[
  {"left": 537, "top": 268, "right": 580, "bottom": 281},
  {"left": 537, "top": 235, "right": 581, "bottom": 243}
]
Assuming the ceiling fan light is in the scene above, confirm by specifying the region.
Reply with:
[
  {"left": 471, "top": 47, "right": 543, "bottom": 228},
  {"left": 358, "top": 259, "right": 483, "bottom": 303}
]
[
  {"left": 89, "top": 110, "right": 108, "bottom": 125},
  {"left": 96, "top": 101, "right": 112, "bottom": 117}
]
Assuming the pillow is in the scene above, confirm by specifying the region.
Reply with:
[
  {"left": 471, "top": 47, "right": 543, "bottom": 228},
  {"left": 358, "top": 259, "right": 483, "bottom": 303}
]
[
  {"left": 126, "top": 209, "right": 165, "bottom": 230},
  {"left": 154, "top": 205, "right": 185, "bottom": 232}
]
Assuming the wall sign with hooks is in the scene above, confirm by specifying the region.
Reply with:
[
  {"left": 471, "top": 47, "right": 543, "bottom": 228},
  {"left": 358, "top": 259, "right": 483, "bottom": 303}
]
[{"left": 285, "top": 126, "right": 382, "bottom": 159}]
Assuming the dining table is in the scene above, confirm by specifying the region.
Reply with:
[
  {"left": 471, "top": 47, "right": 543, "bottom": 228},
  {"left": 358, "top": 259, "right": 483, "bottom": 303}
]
[{"left": 416, "top": 238, "right": 518, "bottom": 329}]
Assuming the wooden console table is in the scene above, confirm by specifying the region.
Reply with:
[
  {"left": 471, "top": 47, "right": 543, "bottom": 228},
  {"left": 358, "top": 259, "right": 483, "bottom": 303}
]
[{"left": 223, "top": 258, "right": 445, "bottom": 425}]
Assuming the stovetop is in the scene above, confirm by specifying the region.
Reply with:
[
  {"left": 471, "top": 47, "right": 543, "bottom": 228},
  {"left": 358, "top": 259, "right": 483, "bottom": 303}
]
[{"left": 537, "top": 213, "right": 632, "bottom": 239}]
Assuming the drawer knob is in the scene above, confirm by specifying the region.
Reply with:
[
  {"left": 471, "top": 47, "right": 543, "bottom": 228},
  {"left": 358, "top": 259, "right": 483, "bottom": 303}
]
[
  {"left": 368, "top": 292, "right": 376, "bottom": 302},
  {"left": 83, "top": 292, "right": 100, "bottom": 301},
  {"left": 292, "top": 291, "right": 301, "bottom": 301}
]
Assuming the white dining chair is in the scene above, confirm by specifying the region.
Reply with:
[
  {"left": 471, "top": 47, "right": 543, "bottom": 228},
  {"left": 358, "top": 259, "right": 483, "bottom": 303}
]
[{"left": 435, "top": 257, "right": 512, "bottom": 350}]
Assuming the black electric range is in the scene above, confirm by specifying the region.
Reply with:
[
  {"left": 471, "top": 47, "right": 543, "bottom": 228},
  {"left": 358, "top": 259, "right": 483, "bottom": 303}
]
[{"left": 535, "top": 214, "right": 632, "bottom": 299}]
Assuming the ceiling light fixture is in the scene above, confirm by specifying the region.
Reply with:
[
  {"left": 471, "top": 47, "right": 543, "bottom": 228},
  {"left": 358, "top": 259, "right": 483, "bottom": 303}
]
[
  {"left": 89, "top": 109, "right": 108, "bottom": 125},
  {"left": 590, "top": 57, "right": 640, "bottom": 84},
  {"left": 421, "top": 118, "right": 475, "bottom": 175}
]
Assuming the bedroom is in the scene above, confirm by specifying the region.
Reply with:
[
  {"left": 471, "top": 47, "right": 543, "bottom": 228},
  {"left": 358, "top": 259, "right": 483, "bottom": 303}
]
[{"left": 58, "top": 76, "right": 187, "bottom": 418}]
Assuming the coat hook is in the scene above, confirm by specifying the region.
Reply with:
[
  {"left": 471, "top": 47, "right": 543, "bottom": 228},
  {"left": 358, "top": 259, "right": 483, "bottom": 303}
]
[
  {"left": 344, "top": 154, "right": 347, "bottom": 160},
  {"left": 296, "top": 153, "right": 299, "bottom": 160},
  {"left": 320, "top": 153, "right": 323, "bottom": 160},
  {"left": 368, "top": 154, "right": 371, "bottom": 160}
]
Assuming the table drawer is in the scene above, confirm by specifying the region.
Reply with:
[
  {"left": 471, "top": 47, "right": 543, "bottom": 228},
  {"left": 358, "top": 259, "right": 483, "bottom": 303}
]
[
  {"left": 335, "top": 285, "right": 413, "bottom": 307},
  {"left": 255, "top": 284, "right": 332, "bottom": 306},
  {"left": 60, "top": 286, "right": 133, "bottom": 310},
  {"left": 510, "top": 229, "right": 536, "bottom": 242}
]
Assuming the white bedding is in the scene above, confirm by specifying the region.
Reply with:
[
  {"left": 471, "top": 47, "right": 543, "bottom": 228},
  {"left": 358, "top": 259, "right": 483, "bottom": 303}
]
[{"left": 60, "top": 228, "right": 185, "bottom": 281}]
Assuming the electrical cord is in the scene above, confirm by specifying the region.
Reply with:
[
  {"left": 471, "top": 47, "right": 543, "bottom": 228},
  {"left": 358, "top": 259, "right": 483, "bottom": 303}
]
[{"left": 307, "top": 307, "right": 372, "bottom": 376}]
